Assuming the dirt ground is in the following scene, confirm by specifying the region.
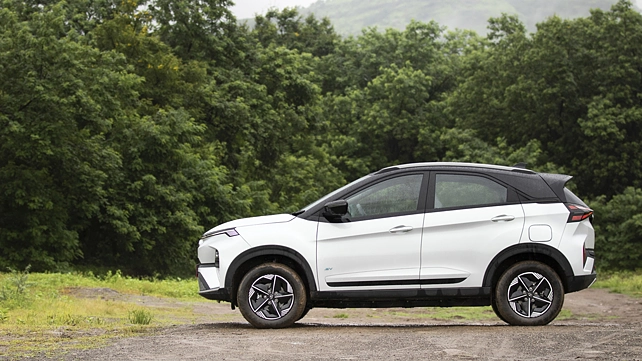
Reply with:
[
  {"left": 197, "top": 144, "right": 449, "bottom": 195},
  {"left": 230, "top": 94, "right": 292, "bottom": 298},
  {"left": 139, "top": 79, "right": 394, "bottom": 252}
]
[{"left": 21, "top": 288, "right": 642, "bottom": 360}]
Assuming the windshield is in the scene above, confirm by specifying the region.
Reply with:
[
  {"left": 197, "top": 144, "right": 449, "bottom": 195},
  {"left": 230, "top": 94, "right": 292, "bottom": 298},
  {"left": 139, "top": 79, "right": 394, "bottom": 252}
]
[{"left": 296, "top": 174, "right": 372, "bottom": 213}]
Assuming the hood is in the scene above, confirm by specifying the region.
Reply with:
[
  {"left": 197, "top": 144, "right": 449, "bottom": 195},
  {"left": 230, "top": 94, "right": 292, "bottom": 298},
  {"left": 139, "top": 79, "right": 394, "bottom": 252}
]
[{"left": 205, "top": 214, "right": 296, "bottom": 234}]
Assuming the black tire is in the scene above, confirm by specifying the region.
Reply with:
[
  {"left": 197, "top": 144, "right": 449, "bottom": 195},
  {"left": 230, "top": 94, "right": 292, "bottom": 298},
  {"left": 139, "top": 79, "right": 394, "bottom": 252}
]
[
  {"left": 297, "top": 306, "right": 312, "bottom": 321},
  {"left": 237, "top": 263, "right": 307, "bottom": 329},
  {"left": 493, "top": 261, "right": 564, "bottom": 326},
  {"left": 491, "top": 296, "right": 509, "bottom": 324}
]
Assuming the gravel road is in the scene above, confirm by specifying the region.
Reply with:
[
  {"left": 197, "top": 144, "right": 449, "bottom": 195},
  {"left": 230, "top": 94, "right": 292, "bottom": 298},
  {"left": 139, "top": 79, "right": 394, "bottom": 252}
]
[{"left": 56, "top": 288, "right": 642, "bottom": 361}]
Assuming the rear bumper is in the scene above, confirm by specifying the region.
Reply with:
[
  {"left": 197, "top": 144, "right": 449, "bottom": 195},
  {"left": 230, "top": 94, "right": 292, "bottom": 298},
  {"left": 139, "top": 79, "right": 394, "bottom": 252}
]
[
  {"left": 199, "top": 287, "right": 232, "bottom": 302},
  {"left": 566, "top": 273, "right": 597, "bottom": 293}
]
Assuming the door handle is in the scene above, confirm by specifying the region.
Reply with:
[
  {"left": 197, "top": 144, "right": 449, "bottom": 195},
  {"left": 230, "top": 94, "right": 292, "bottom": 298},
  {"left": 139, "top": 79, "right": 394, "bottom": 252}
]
[
  {"left": 389, "top": 225, "right": 413, "bottom": 233},
  {"left": 491, "top": 215, "right": 515, "bottom": 222}
]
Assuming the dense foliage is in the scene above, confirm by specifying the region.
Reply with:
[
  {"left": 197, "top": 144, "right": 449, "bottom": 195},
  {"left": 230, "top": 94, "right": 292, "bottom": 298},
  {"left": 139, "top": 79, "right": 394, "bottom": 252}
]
[{"left": 1, "top": 0, "right": 641, "bottom": 276}]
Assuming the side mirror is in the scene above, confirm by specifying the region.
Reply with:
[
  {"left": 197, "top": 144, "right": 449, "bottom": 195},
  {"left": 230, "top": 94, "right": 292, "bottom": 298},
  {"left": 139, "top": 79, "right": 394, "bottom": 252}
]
[{"left": 323, "top": 200, "right": 348, "bottom": 222}]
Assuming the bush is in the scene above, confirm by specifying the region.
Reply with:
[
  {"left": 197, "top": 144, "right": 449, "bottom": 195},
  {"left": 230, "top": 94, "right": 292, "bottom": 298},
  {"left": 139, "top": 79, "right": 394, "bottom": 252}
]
[
  {"left": 594, "top": 271, "right": 642, "bottom": 297},
  {"left": 128, "top": 309, "right": 153, "bottom": 325},
  {"left": 0, "top": 265, "right": 32, "bottom": 309},
  {"left": 590, "top": 188, "right": 642, "bottom": 271}
]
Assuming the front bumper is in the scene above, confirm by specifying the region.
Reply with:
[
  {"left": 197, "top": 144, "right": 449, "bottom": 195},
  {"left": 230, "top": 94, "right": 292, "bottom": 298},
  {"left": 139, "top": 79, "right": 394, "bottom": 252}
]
[{"left": 197, "top": 263, "right": 231, "bottom": 302}]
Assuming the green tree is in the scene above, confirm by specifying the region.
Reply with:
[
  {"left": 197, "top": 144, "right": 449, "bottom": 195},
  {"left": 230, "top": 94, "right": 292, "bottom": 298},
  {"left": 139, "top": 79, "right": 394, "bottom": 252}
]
[
  {"left": 253, "top": 8, "right": 340, "bottom": 58},
  {"left": 451, "top": 1, "right": 642, "bottom": 198},
  {"left": 0, "top": 1, "right": 134, "bottom": 270},
  {"left": 591, "top": 188, "right": 642, "bottom": 270},
  {"left": 149, "top": 0, "right": 236, "bottom": 63},
  {"left": 80, "top": 109, "right": 238, "bottom": 276},
  {"left": 319, "top": 21, "right": 491, "bottom": 179}
]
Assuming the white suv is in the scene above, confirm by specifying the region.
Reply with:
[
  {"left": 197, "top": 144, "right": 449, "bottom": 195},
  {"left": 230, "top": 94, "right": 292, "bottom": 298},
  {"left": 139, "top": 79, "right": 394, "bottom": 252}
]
[{"left": 197, "top": 162, "right": 596, "bottom": 328}]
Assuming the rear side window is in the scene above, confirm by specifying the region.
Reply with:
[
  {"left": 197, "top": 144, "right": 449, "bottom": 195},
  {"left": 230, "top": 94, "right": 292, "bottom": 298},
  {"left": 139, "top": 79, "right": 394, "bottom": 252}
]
[
  {"left": 435, "top": 174, "right": 507, "bottom": 209},
  {"left": 564, "top": 188, "right": 587, "bottom": 206}
]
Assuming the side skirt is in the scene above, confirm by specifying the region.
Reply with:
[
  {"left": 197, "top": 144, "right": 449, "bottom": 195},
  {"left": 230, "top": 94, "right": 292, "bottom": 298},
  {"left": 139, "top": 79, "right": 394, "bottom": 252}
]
[{"left": 310, "top": 287, "right": 491, "bottom": 308}]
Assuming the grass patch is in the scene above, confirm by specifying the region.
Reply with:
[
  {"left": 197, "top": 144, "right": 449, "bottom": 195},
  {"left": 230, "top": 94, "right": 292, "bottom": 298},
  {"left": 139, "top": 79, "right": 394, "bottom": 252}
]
[
  {"left": 0, "top": 268, "right": 203, "bottom": 359},
  {"left": 594, "top": 271, "right": 642, "bottom": 297},
  {"left": 332, "top": 313, "right": 349, "bottom": 319},
  {"left": 25, "top": 270, "right": 201, "bottom": 300},
  {"left": 556, "top": 309, "right": 573, "bottom": 320},
  {"left": 0, "top": 332, "right": 114, "bottom": 359}
]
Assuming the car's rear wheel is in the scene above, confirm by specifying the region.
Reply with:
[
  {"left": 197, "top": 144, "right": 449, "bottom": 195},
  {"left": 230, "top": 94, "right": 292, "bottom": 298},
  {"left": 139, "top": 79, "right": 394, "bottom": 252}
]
[
  {"left": 493, "top": 261, "right": 564, "bottom": 326},
  {"left": 237, "top": 263, "right": 307, "bottom": 329}
]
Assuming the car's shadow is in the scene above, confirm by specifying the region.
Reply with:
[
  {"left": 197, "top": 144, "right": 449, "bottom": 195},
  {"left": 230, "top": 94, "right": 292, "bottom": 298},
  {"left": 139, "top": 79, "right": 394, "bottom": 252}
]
[{"left": 186, "top": 321, "right": 606, "bottom": 330}]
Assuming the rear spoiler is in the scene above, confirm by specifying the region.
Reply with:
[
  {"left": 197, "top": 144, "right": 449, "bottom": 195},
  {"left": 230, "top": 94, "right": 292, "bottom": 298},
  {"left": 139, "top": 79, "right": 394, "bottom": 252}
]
[{"left": 538, "top": 173, "right": 573, "bottom": 202}]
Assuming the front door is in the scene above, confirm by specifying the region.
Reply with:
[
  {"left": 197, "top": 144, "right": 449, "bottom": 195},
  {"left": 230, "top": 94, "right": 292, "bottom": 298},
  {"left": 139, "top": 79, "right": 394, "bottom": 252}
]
[{"left": 316, "top": 173, "right": 426, "bottom": 291}]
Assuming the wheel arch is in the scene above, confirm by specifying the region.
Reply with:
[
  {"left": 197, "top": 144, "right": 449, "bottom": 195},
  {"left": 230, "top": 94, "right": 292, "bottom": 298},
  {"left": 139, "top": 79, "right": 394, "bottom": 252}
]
[
  {"left": 483, "top": 243, "right": 573, "bottom": 294},
  {"left": 225, "top": 246, "right": 317, "bottom": 306}
]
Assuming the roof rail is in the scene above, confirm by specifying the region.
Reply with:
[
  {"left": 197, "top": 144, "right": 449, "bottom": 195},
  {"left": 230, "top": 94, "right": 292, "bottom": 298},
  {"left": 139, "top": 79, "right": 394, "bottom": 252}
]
[{"left": 375, "top": 166, "right": 399, "bottom": 175}]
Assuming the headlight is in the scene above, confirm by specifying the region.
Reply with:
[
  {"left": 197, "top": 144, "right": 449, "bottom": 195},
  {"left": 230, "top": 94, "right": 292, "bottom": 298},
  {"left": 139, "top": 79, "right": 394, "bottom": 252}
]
[{"left": 199, "top": 228, "right": 240, "bottom": 245}]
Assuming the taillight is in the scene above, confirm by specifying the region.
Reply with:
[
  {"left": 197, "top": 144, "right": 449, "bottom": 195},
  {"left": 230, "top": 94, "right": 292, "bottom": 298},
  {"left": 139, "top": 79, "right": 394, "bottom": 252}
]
[{"left": 566, "top": 204, "right": 593, "bottom": 223}]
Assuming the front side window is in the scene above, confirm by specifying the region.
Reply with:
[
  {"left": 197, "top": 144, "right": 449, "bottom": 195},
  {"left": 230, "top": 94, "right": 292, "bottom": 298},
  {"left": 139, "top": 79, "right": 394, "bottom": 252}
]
[
  {"left": 347, "top": 174, "right": 423, "bottom": 218},
  {"left": 435, "top": 174, "right": 507, "bottom": 209}
]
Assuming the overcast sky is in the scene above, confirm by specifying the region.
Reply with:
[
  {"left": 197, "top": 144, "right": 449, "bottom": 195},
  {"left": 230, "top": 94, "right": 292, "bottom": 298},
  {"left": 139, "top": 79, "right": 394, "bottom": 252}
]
[
  {"left": 229, "top": 0, "right": 642, "bottom": 19},
  {"left": 230, "top": 0, "right": 318, "bottom": 19}
]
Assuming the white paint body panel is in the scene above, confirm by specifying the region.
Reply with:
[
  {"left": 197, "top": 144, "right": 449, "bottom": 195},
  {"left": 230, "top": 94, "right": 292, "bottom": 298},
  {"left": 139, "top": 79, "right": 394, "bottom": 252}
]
[
  {"left": 204, "top": 214, "right": 295, "bottom": 234},
  {"left": 199, "top": 205, "right": 595, "bottom": 295},
  {"left": 198, "top": 215, "right": 317, "bottom": 292},
  {"left": 316, "top": 214, "right": 424, "bottom": 291},
  {"left": 197, "top": 232, "right": 251, "bottom": 293},
  {"left": 421, "top": 204, "right": 525, "bottom": 288},
  {"left": 198, "top": 267, "right": 221, "bottom": 290},
  {"left": 558, "top": 219, "right": 595, "bottom": 276},
  {"left": 325, "top": 268, "right": 418, "bottom": 283},
  {"left": 520, "top": 203, "right": 569, "bottom": 248},
  {"left": 236, "top": 217, "right": 318, "bottom": 286}
]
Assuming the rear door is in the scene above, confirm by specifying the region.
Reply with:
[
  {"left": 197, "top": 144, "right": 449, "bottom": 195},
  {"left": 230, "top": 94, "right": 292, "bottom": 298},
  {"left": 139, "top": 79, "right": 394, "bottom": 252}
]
[{"left": 420, "top": 172, "right": 525, "bottom": 288}]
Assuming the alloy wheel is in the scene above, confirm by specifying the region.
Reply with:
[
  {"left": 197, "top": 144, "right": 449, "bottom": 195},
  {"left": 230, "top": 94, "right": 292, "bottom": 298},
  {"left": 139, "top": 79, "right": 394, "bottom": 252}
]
[
  {"left": 248, "top": 274, "right": 295, "bottom": 320},
  {"left": 507, "top": 271, "right": 553, "bottom": 318}
]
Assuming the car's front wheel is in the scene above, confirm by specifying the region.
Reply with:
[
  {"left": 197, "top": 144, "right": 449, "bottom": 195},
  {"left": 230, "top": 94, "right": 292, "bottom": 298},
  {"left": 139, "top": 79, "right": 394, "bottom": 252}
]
[
  {"left": 493, "top": 261, "right": 564, "bottom": 326},
  {"left": 237, "top": 263, "right": 307, "bottom": 329}
]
